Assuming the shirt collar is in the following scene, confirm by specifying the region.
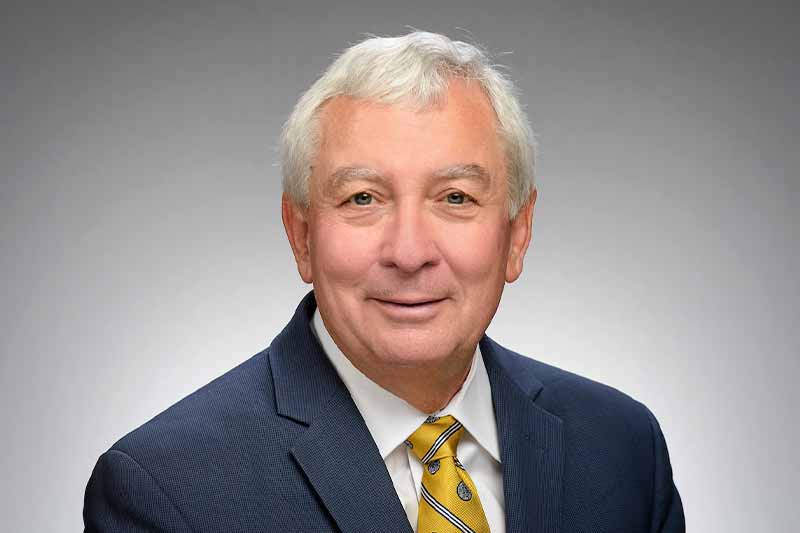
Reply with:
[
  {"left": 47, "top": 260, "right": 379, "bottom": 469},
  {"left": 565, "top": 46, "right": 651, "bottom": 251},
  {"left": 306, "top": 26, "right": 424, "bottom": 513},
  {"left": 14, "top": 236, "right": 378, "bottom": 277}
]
[{"left": 311, "top": 309, "right": 501, "bottom": 463}]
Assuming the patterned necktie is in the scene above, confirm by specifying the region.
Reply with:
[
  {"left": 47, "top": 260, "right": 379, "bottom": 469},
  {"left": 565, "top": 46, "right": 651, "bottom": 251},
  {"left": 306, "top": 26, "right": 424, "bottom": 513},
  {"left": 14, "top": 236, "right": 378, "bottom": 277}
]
[{"left": 406, "top": 415, "right": 491, "bottom": 533}]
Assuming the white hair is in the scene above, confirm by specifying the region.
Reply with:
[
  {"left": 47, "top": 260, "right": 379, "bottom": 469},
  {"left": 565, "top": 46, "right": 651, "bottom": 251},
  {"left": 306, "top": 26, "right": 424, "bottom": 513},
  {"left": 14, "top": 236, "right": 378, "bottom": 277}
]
[{"left": 280, "top": 31, "right": 537, "bottom": 218}]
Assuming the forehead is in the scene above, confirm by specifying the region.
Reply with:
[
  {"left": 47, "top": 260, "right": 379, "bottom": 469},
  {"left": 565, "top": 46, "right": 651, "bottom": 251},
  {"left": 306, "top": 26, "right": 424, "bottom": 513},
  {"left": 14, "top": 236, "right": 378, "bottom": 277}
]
[{"left": 312, "top": 80, "right": 505, "bottom": 186}]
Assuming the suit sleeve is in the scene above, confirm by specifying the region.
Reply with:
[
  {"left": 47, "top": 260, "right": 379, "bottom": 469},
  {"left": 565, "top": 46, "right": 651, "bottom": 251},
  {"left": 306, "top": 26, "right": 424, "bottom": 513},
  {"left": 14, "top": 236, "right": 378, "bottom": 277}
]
[
  {"left": 83, "top": 449, "right": 192, "bottom": 533},
  {"left": 647, "top": 410, "right": 686, "bottom": 532}
]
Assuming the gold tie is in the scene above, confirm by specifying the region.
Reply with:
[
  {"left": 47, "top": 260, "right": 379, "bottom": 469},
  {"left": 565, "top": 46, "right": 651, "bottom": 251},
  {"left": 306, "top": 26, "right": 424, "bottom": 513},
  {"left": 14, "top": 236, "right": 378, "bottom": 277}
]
[{"left": 406, "top": 415, "right": 490, "bottom": 533}]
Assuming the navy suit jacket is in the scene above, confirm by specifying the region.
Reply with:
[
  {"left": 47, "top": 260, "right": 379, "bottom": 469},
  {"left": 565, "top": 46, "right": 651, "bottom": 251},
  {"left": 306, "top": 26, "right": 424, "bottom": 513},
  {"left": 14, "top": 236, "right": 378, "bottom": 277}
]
[{"left": 84, "top": 292, "right": 684, "bottom": 532}]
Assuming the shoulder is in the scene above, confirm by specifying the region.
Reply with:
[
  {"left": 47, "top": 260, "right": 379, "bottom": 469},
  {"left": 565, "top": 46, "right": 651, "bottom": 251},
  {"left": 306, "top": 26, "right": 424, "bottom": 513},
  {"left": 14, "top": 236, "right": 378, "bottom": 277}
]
[
  {"left": 85, "top": 344, "right": 335, "bottom": 530},
  {"left": 104, "top": 345, "right": 305, "bottom": 499},
  {"left": 483, "top": 336, "right": 658, "bottom": 442},
  {"left": 483, "top": 337, "right": 685, "bottom": 527},
  {"left": 111, "top": 347, "right": 279, "bottom": 458}
]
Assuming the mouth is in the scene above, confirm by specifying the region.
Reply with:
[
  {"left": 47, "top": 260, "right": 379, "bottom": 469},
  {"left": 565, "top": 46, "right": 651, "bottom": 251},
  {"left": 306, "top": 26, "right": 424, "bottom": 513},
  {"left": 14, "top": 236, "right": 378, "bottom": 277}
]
[
  {"left": 375, "top": 297, "right": 447, "bottom": 307},
  {"left": 370, "top": 296, "right": 448, "bottom": 321}
]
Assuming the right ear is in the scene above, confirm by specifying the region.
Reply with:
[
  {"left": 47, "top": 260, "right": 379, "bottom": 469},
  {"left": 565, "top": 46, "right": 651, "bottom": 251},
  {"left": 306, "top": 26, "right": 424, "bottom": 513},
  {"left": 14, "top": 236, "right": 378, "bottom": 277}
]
[{"left": 281, "top": 193, "right": 313, "bottom": 283}]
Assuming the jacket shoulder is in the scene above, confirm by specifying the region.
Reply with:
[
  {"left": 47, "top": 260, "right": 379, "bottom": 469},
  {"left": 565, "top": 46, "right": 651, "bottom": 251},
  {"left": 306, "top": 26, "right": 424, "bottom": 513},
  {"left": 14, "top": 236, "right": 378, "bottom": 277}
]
[
  {"left": 486, "top": 340, "right": 683, "bottom": 529},
  {"left": 86, "top": 343, "right": 342, "bottom": 531},
  {"left": 486, "top": 338, "right": 656, "bottom": 434},
  {"left": 111, "top": 347, "right": 281, "bottom": 459}
]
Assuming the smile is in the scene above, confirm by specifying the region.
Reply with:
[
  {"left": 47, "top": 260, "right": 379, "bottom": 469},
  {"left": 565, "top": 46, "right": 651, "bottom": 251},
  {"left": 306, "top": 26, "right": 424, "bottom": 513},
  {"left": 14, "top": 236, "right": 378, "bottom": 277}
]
[{"left": 371, "top": 297, "right": 448, "bottom": 322}]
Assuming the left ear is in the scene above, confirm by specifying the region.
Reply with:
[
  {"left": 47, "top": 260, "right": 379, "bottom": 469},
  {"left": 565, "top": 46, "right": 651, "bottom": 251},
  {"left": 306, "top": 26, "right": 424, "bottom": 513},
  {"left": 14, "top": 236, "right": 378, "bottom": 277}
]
[
  {"left": 282, "top": 193, "right": 314, "bottom": 284},
  {"left": 505, "top": 188, "right": 537, "bottom": 283}
]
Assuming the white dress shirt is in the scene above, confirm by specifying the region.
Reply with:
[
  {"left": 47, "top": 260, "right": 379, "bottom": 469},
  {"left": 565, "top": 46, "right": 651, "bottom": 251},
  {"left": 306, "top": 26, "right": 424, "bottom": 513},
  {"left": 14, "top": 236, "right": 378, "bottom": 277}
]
[{"left": 312, "top": 310, "right": 505, "bottom": 532}]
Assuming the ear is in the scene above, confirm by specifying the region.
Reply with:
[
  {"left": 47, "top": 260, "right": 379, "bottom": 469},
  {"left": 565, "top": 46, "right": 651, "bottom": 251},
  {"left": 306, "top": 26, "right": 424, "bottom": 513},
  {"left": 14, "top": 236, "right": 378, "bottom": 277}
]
[
  {"left": 505, "top": 188, "right": 537, "bottom": 283},
  {"left": 281, "top": 193, "right": 313, "bottom": 283}
]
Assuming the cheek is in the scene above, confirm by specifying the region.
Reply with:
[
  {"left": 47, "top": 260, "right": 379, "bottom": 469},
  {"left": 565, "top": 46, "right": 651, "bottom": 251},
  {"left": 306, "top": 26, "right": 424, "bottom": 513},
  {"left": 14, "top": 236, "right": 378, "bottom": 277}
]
[
  {"left": 310, "top": 219, "right": 378, "bottom": 285},
  {"left": 438, "top": 220, "right": 510, "bottom": 281}
]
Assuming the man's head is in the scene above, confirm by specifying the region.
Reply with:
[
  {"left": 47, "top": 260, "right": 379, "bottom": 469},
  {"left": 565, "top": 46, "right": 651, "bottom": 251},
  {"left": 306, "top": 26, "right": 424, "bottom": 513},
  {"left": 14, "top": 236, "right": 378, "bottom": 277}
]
[
  {"left": 281, "top": 32, "right": 537, "bottom": 389},
  {"left": 281, "top": 31, "right": 536, "bottom": 218}
]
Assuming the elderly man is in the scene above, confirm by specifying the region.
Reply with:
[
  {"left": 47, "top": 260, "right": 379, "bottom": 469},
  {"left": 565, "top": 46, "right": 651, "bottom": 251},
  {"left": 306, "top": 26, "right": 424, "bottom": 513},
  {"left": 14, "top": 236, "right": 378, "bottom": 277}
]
[{"left": 84, "top": 32, "right": 684, "bottom": 532}]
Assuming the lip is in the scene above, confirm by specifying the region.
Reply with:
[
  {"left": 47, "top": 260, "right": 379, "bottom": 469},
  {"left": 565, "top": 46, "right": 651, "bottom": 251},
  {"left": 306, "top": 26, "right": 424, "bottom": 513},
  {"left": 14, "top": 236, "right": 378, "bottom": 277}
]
[{"left": 370, "top": 297, "right": 448, "bottom": 322}]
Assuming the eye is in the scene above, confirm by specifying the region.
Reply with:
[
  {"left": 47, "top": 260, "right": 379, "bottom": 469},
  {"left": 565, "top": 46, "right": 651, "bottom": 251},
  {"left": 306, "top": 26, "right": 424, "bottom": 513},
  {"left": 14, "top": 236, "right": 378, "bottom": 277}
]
[
  {"left": 350, "top": 192, "right": 373, "bottom": 206},
  {"left": 446, "top": 192, "right": 467, "bottom": 205}
]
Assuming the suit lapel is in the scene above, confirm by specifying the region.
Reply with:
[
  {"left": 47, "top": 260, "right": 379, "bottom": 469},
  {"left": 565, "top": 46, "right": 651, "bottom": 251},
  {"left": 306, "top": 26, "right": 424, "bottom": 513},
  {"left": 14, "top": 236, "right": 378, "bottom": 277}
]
[
  {"left": 481, "top": 337, "right": 565, "bottom": 533},
  {"left": 290, "top": 390, "right": 413, "bottom": 532},
  {"left": 270, "top": 292, "right": 412, "bottom": 533}
]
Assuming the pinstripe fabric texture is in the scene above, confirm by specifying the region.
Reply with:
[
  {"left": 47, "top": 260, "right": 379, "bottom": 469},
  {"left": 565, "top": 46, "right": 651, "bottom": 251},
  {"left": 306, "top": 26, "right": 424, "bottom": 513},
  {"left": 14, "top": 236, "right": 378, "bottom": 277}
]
[{"left": 407, "top": 416, "right": 490, "bottom": 533}]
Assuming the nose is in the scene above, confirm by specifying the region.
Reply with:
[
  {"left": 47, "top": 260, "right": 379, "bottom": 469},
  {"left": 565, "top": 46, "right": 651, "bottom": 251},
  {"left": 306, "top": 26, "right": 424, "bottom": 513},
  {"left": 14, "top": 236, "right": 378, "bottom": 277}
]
[{"left": 378, "top": 203, "right": 440, "bottom": 273}]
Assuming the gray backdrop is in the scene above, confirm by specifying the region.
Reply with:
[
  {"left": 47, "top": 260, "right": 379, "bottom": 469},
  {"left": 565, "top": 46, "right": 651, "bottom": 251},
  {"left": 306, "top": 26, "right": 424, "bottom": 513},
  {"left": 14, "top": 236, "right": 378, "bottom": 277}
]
[{"left": 1, "top": 1, "right": 797, "bottom": 531}]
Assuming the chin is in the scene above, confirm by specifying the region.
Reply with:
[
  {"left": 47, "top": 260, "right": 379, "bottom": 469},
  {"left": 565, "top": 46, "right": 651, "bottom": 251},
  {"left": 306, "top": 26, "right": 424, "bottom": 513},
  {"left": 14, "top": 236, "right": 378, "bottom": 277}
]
[{"left": 368, "top": 331, "right": 462, "bottom": 368}]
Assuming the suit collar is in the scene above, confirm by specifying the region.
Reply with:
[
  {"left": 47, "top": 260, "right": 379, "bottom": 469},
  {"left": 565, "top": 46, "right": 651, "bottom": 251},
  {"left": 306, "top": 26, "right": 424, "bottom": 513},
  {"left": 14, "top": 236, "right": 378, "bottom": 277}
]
[
  {"left": 269, "top": 292, "right": 413, "bottom": 532},
  {"left": 269, "top": 291, "right": 342, "bottom": 425},
  {"left": 481, "top": 336, "right": 565, "bottom": 533}
]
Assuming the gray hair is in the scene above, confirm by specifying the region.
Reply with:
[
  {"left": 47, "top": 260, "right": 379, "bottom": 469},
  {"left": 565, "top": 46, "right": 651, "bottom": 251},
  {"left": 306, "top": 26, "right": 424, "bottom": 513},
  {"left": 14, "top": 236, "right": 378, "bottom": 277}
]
[{"left": 280, "top": 31, "right": 537, "bottom": 218}]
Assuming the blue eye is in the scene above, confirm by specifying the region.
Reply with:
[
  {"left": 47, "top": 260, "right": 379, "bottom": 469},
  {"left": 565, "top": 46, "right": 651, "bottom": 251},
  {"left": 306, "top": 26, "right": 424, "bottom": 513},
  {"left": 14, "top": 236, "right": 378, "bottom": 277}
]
[
  {"left": 446, "top": 192, "right": 466, "bottom": 204},
  {"left": 351, "top": 192, "right": 373, "bottom": 205}
]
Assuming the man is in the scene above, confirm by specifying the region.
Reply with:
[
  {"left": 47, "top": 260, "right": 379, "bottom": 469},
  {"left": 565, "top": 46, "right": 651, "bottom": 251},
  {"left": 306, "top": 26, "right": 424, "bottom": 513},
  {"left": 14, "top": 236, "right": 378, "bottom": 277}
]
[{"left": 84, "top": 32, "right": 684, "bottom": 532}]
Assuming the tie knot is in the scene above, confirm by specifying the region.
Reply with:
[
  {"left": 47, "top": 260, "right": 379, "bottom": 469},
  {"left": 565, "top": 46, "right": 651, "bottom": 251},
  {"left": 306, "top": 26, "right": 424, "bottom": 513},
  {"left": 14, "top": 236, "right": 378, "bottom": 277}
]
[{"left": 405, "top": 415, "right": 464, "bottom": 464}]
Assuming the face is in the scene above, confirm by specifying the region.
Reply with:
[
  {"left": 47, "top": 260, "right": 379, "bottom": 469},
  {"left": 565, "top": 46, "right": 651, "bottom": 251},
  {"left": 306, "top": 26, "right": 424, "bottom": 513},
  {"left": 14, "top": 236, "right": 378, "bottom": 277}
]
[{"left": 283, "top": 80, "right": 536, "bottom": 374}]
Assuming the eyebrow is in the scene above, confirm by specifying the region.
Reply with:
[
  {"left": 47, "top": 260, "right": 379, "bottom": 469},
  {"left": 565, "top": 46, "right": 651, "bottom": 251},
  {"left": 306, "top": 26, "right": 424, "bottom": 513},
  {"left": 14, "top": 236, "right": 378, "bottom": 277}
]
[
  {"left": 432, "top": 164, "right": 493, "bottom": 191},
  {"left": 326, "top": 166, "right": 381, "bottom": 188},
  {"left": 323, "top": 163, "right": 493, "bottom": 194}
]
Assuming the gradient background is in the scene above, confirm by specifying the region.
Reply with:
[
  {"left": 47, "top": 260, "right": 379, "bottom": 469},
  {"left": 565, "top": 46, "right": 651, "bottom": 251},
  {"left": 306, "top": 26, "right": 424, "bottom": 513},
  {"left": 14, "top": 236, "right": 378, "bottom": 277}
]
[{"left": 1, "top": 1, "right": 798, "bottom": 531}]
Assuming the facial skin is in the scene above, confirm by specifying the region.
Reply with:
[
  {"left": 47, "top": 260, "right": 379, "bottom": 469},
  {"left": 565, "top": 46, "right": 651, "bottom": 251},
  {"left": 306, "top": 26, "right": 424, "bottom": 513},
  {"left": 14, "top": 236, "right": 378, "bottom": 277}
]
[{"left": 283, "top": 80, "right": 536, "bottom": 412}]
